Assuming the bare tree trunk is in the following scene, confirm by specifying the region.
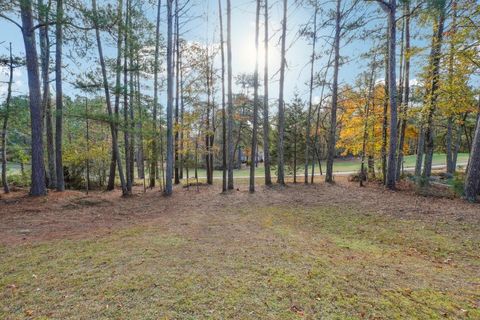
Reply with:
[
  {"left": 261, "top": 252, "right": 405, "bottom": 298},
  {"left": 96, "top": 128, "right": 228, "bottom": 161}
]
[
  {"left": 92, "top": 0, "right": 128, "bottom": 196},
  {"left": 385, "top": 0, "right": 398, "bottom": 190},
  {"left": 422, "top": 8, "right": 446, "bottom": 180},
  {"left": 1, "top": 43, "right": 13, "bottom": 193},
  {"left": 136, "top": 63, "right": 145, "bottom": 179},
  {"left": 108, "top": 0, "right": 125, "bottom": 191},
  {"left": 415, "top": 128, "right": 425, "bottom": 177},
  {"left": 464, "top": 114, "right": 480, "bottom": 201},
  {"left": 277, "top": 0, "right": 288, "bottom": 185},
  {"left": 304, "top": 6, "right": 317, "bottom": 184},
  {"left": 123, "top": 0, "right": 132, "bottom": 192},
  {"left": 179, "top": 55, "right": 185, "bottom": 181},
  {"left": 218, "top": 0, "right": 227, "bottom": 192},
  {"left": 85, "top": 98, "right": 90, "bottom": 193},
  {"left": 128, "top": 52, "right": 135, "bottom": 186},
  {"left": 249, "top": 0, "right": 260, "bottom": 192},
  {"left": 381, "top": 52, "right": 388, "bottom": 185},
  {"left": 293, "top": 122, "right": 297, "bottom": 183},
  {"left": 396, "top": 1, "right": 410, "bottom": 181},
  {"left": 205, "top": 64, "right": 212, "bottom": 185},
  {"left": 311, "top": 46, "right": 334, "bottom": 183},
  {"left": 165, "top": 0, "right": 174, "bottom": 195},
  {"left": 226, "top": 0, "right": 234, "bottom": 190},
  {"left": 151, "top": 0, "right": 162, "bottom": 188},
  {"left": 325, "top": 0, "right": 341, "bottom": 183},
  {"left": 174, "top": 0, "right": 180, "bottom": 184},
  {"left": 360, "top": 55, "right": 377, "bottom": 187},
  {"left": 262, "top": 0, "right": 272, "bottom": 186},
  {"left": 38, "top": 0, "right": 56, "bottom": 189},
  {"left": 55, "top": 0, "right": 65, "bottom": 191},
  {"left": 446, "top": 1, "right": 457, "bottom": 176},
  {"left": 20, "top": 0, "right": 47, "bottom": 196}
]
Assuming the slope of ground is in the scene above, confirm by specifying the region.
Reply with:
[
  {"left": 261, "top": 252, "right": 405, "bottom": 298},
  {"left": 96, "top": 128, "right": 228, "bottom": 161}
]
[{"left": 0, "top": 179, "right": 479, "bottom": 319}]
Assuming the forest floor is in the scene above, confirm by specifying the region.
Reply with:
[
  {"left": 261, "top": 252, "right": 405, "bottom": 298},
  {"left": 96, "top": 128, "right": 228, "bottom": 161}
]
[{"left": 0, "top": 178, "right": 479, "bottom": 319}]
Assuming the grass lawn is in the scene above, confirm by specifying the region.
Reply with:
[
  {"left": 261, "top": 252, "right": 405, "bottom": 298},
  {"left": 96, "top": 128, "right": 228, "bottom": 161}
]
[
  {"left": 189, "top": 153, "right": 470, "bottom": 179},
  {"left": 1, "top": 182, "right": 479, "bottom": 319}
]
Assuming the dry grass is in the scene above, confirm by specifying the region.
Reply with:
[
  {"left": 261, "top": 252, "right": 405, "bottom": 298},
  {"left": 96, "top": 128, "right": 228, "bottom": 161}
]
[{"left": 1, "top": 180, "right": 479, "bottom": 319}]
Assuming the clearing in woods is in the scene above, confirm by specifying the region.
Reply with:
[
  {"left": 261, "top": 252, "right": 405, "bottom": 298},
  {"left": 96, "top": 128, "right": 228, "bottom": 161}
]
[{"left": 0, "top": 179, "right": 479, "bottom": 319}]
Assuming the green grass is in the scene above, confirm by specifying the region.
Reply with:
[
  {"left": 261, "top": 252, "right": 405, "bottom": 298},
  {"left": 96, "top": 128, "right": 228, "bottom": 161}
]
[
  {"left": 189, "top": 153, "right": 470, "bottom": 178},
  {"left": 1, "top": 200, "right": 478, "bottom": 319}
]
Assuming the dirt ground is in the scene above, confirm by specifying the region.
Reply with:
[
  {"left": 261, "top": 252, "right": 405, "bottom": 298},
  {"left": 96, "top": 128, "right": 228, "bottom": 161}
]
[
  {"left": 1, "top": 178, "right": 479, "bottom": 319},
  {"left": 0, "top": 178, "right": 478, "bottom": 245}
]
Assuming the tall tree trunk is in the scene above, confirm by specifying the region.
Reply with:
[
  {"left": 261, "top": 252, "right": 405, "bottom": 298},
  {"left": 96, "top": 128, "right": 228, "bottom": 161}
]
[
  {"left": 85, "top": 98, "right": 90, "bottom": 193},
  {"left": 422, "top": 8, "right": 446, "bottom": 180},
  {"left": 108, "top": 0, "right": 125, "bottom": 191},
  {"left": 360, "top": 55, "right": 377, "bottom": 186},
  {"left": 92, "top": 0, "right": 128, "bottom": 196},
  {"left": 1, "top": 43, "right": 13, "bottom": 193},
  {"left": 262, "top": 0, "right": 272, "bottom": 186},
  {"left": 464, "top": 114, "right": 480, "bottom": 202},
  {"left": 179, "top": 55, "right": 185, "bottom": 181},
  {"left": 311, "top": 45, "right": 334, "bottom": 183},
  {"left": 165, "top": 0, "right": 174, "bottom": 195},
  {"left": 277, "top": 0, "right": 288, "bottom": 185},
  {"left": 293, "top": 123, "right": 297, "bottom": 183},
  {"left": 396, "top": 1, "right": 410, "bottom": 180},
  {"left": 226, "top": 0, "right": 234, "bottom": 190},
  {"left": 128, "top": 46, "right": 135, "bottom": 186},
  {"left": 136, "top": 62, "right": 145, "bottom": 179},
  {"left": 205, "top": 54, "right": 212, "bottom": 185},
  {"left": 385, "top": 0, "right": 398, "bottom": 190},
  {"left": 304, "top": 6, "right": 317, "bottom": 184},
  {"left": 249, "top": 0, "right": 260, "bottom": 192},
  {"left": 38, "top": 0, "right": 56, "bottom": 189},
  {"left": 123, "top": 0, "right": 132, "bottom": 192},
  {"left": 20, "top": 0, "right": 47, "bottom": 196},
  {"left": 218, "top": 0, "right": 227, "bottom": 192},
  {"left": 150, "top": 0, "right": 162, "bottom": 188},
  {"left": 174, "top": 0, "right": 180, "bottom": 184},
  {"left": 415, "top": 128, "right": 425, "bottom": 176},
  {"left": 446, "top": 0, "right": 457, "bottom": 176},
  {"left": 382, "top": 51, "right": 388, "bottom": 185},
  {"left": 55, "top": 0, "right": 65, "bottom": 191},
  {"left": 325, "top": 0, "right": 341, "bottom": 183}
]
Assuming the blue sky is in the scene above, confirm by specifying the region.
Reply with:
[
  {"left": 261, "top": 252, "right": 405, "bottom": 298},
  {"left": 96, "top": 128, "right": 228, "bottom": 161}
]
[{"left": 0, "top": 0, "right": 432, "bottom": 109}]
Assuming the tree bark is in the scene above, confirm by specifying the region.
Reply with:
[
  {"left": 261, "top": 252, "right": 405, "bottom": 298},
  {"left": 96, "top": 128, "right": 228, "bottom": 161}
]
[
  {"left": 20, "top": 0, "right": 47, "bottom": 196},
  {"left": 276, "top": 0, "right": 288, "bottom": 185},
  {"left": 325, "top": 0, "right": 341, "bottom": 183},
  {"left": 108, "top": 0, "right": 125, "bottom": 191},
  {"left": 218, "top": 0, "right": 227, "bottom": 192},
  {"left": 1, "top": 43, "right": 13, "bottom": 193},
  {"left": 92, "top": 0, "right": 128, "bottom": 196},
  {"left": 396, "top": 1, "right": 410, "bottom": 180},
  {"left": 123, "top": 0, "right": 132, "bottom": 192},
  {"left": 165, "top": 0, "right": 174, "bottom": 195},
  {"left": 422, "top": 8, "right": 446, "bottom": 179},
  {"left": 382, "top": 51, "right": 388, "bottom": 185},
  {"left": 464, "top": 115, "right": 480, "bottom": 202},
  {"left": 150, "top": 0, "right": 162, "bottom": 188},
  {"left": 385, "top": 0, "right": 398, "bottom": 190},
  {"left": 38, "top": 0, "right": 56, "bottom": 189},
  {"left": 174, "top": 0, "right": 180, "bottom": 184},
  {"left": 55, "top": 0, "right": 65, "bottom": 191},
  {"left": 262, "top": 0, "right": 272, "bottom": 186},
  {"left": 226, "top": 0, "right": 234, "bottom": 189},
  {"left": 304, "top": 6, "right": 317, "bottom": 184},
  {"left": 136, "top": 63, "right": 145, "bottom": 180},
  {"left": 249, "top": 0, "right": 260, "bottom": 192}
]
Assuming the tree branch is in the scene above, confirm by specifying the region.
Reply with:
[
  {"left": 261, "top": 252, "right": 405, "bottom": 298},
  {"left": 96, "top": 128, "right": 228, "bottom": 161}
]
[{"left": 0, "top": 13, "right": 22, "bottom": 31}]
